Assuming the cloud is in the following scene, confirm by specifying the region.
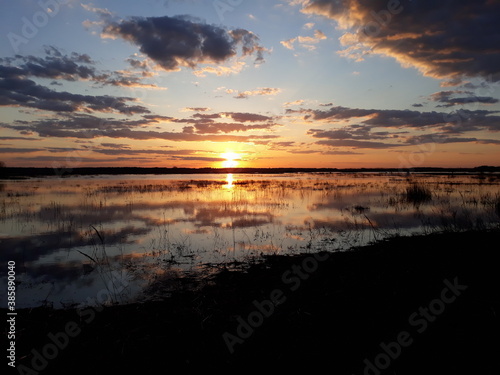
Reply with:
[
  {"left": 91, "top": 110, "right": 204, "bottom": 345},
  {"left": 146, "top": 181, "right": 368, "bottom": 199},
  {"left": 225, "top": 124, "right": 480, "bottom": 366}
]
[
  {"left": 295, "top": 101, "right": 500, "bottom": 149},
  {"left": 0, "top": 80, "right": 146, "bottom": 114},
  {"left": 0, "top": 147, "right": 44, "bottom": 153},
  {"left": 230, "top": 87, "right": 281, "bottom": 99},
  {"left": 2, "top": 112, "right": 280, "bottom": 143},
  {"left": 15, "top": 156, "right": 155, "bottom": 163},
  {"left": 315, "top": 139, "right": 402, "bottom": 149},
  {"left": 182, "top": 107, "right": 211, "bottom": 112},
  {"left": 284, "top": 99, "right": 305, "bottom": 107},
  {"left": 0, "top": 50, "right": 160, "bottom": 115},
  {"left": 221, "top": 112, "right": 274, "bottom": 122},
  {"left": 2, "top": 46, "right": 95, "bottom": 81},
  {"left": 308, "top": 127, "right": 403, "bottom": 149},
  {"left": 405, "top": 133, "right": 500, "bottom": 146},
  {"left": 280, "top": 37, "right": 297, "bottom": 50},
  {"left": 184, "top": 122, "right": 275, "bottom": 134},
  {"left": 178, "top": 111, "right": 277, "bottom": 134},
  {"left": 100, "top": 143, "right": 131, "bottom": 149},
  {"left": 94, "top": 148, "right": 204, "bottom": 156},
  {"left": 0, "top": 136, "right": 38, "bottom": 141},
  {"left": 429, "top": 90, "right": 499, "bottom": 107},
  {"left": 1, "top": 47, "right": 160, "bottom": 89},
  {"left": 300, "top": 0, "right": 500, "bottom": 82},
  {"left": 280, "top": 29, "right": 327, "bottom": 50},
  {"left": 0, "top": 72, "right": 149, "bottom": 114},
  {"left": 292, "top": 105, "right": 500, "bottom": 132},
  {"left": 100, "top": 15, "right": 268, "bottom": 72},
  {"left": 192, "top": 61, "right": 246, "bottom": 77}
]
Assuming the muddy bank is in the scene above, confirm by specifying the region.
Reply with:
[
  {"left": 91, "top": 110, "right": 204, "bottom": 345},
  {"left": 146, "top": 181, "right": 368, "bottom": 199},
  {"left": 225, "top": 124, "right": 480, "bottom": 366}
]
[{"left": 5, "top": 229, "right": 500, "bottom": 374}]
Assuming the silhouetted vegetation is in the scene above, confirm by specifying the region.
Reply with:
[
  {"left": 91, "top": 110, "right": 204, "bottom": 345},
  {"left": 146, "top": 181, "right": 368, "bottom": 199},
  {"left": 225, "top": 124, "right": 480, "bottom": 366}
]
[{"left": 405, "top": 183, "right": 433, "bottom": 205}]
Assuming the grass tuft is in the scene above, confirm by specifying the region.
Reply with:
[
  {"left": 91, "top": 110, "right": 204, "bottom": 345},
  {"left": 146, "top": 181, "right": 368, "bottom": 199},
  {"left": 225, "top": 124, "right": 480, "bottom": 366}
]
[{"left": 405, "top": 183, "right": 432, "bottom": 205}]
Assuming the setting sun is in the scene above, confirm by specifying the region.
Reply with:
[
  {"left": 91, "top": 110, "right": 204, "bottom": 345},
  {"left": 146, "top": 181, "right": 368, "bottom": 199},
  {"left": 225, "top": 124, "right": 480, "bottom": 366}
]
[{"left": 221, "top": 152, "right": 240, "bottom": 168}]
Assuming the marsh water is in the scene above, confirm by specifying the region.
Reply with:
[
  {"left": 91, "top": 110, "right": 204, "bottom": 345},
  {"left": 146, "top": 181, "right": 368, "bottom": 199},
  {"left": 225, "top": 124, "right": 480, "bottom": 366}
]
[{"left": 1, "top": 172, "right": 499, "bottom": 308}]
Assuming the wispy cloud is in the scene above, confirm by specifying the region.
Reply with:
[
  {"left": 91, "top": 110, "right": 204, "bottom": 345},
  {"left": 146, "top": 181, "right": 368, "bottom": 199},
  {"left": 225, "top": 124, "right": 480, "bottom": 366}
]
[
  {"left": 280, "top": 29, "right": 327, "bottom": 50},
  {"left": 223, "top": 87, "right": 281, "bottom": 99}
]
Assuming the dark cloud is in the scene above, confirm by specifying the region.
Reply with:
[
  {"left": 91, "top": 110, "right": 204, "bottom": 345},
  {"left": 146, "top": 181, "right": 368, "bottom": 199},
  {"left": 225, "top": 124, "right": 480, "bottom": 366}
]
[
  {"left": 1, "top": 113, "right": 279, "bottom": 143},
  {"left": 102, "top": 15, "right": 267, "bottom": 71},
  {"left": 304, "top": 104, "right": 500, "bottom": 149},
  {"left": 186, "top": 122, "right": 276, "bottom": 134},
  {"left": 100, "top": 143, "right": 131, "bottom": 149},
  {"left": 222, "top": 112, "right": 274, "bottom": 122},
  {"left": 308, "top": 125, "right": 403, "bottom": 149},
  {"left": 45, "top": 147, "right": 88, "bottom": 153},
  {"left": 0, "top": 136, "right": 38, "bottom": 141},
  {"left": 405, "top": 134, "right": 500, "bottom": 145},
  {"left": 183, "top": 107, "right": 210, "bottom": 112},
  {"left": 0, "top": 147, "right": 43, "bottom": 153},
  {"left": 1, "top": 47, "right": 160, "bottom": 89},
  {"left": 315, "top": 139, "right": 403, "bottom": 149},
  {"left": 1, "top": 106, "right": 281, "bottom": 144},
  {"left": 173, "top": 111, "right": 278, "bottom": 134},
  {"left": 322, "top": 150, "right": 361, "bottom": 155},
  {"left": 170, "top": 156, "right": 225, "bottom": 162},
  {"left": 189, "top": 112, "right": 274, "bottom": 123},
  {"left": 294, "top": 105, "right": 500, "bottom": 132},
  {"left": 0, "top": 73, "right": 150, "bottom": 114},
  {"left": 11, "top": 57, "right": 93, "bottom": 81},
  {"left": 191, "top": 113, "right": 221, "bottom": 120},
  {"left": 94, "top": 148, "right": 198, "bottom": 156},
  {"left": 301, "top": 0, "right": 500, "bottom": 82},
  {"left": 429, "top": 90, "right": 499, "bottom": 107},
  {"left": 405, "top": 134, "right": 477, "bottom": 145},
  {"left": 93, "top": 148, "right": 226, "bottom": 162}
]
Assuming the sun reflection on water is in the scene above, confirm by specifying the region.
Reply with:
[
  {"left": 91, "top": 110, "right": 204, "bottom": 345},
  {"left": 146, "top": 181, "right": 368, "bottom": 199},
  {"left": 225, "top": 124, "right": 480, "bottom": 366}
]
[{"left": 224, "top": 173, "right": 234, "bottom": 189}]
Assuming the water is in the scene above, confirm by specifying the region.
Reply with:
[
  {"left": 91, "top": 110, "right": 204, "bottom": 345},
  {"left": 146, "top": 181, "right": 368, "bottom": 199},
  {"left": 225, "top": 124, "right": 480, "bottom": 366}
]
[{"left": 1, "top": 172, "right": 499, "bottom": 308}]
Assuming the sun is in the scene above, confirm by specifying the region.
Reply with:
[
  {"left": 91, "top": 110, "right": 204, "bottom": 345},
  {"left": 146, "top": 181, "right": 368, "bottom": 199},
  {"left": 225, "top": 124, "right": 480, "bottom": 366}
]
[{"left": 221, "top": 152, "right": 240, "bottom": 168}]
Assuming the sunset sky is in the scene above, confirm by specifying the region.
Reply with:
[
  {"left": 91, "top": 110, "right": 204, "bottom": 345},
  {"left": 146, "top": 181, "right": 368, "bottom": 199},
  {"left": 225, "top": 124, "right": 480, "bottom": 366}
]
[{"left": 1, "top": 0, "right": 499, "bottom": 169}]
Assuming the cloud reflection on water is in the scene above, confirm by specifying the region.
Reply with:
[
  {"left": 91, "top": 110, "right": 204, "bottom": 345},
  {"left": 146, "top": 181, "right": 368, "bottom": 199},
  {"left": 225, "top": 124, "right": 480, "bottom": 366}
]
[{"left": 1, "top": 173, "right": 498, "bottom": 308}]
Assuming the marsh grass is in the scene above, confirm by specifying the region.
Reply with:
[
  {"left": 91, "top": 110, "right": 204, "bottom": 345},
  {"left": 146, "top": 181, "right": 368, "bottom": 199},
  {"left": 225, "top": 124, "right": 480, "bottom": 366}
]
[{"left": 405, "top": 183, "right": 432, "bottom": 205}]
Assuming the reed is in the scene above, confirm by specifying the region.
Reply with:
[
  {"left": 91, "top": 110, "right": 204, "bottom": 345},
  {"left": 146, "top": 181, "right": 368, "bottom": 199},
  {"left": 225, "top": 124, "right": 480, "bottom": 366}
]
[{"left": 405, "top": 183, "right": 432, "bottom": 205}]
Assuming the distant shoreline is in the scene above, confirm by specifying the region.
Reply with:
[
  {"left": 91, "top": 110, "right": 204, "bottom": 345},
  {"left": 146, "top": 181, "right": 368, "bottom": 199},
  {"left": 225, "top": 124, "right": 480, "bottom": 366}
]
[{"left": 1, "top": 165, "right": 500, "bottom": 178}]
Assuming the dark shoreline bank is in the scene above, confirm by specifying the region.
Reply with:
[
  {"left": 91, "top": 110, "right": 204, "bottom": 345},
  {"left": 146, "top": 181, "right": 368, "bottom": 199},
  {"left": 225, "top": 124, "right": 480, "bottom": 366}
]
[
  {"left": 1, "top": 165, "right": 500, "bottom": 178},
  {"left": 5, "top": 229, "right": 500, "bottom": 374}
]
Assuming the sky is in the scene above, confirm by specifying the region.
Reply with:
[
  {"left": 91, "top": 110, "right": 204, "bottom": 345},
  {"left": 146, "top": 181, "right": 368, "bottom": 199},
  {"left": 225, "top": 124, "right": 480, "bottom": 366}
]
[{"left": 1, "top": 0, "right": 499, "bottom": 169}]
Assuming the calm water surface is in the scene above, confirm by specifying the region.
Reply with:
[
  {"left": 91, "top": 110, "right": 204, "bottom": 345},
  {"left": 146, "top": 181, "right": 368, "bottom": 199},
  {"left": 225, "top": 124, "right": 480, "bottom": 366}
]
[{"left": 1, "top": 172, "right": 499, "bottom": 308}]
